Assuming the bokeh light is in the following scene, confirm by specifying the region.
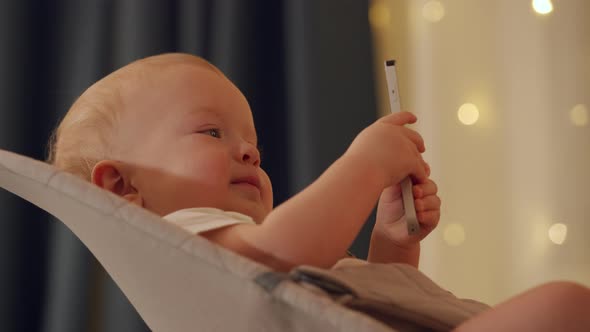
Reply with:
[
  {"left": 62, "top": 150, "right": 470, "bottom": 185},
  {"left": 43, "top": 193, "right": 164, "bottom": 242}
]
[
  {"left": 369, "top": 1, "right": 390, "bottom": 29},
  {"left": 443, "top": 223, "right": 466, "bottom": 246},
  {"left": 548, "top": 223, "right": 567, "bottom": 245},
  {"left": 422, "top": 1, "right": 445, "bottom": 23},
  {"left": 532, "top": 0, "right": 554, "bottom": 15},
  {"left": 457, "top": 103, "right": 480, "bottom": 125},
  {"left": 570, "top": 104, "right": 588, "bottom": 127}
]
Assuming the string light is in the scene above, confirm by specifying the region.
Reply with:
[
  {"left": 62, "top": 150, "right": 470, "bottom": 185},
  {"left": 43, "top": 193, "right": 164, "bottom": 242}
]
[
  {"left": 457, "top": 103, "right": 480, "bottom": 125},
  {"left": 548, "top": 223, "right": 567, "bottom": 245},
  {"left": 422, "top": 0, "right": 445, "bottom": 23},
  {"left": 532, "top": 0, "right": 553, "bottom": 15},
  {"left": 570, "top": 104, "right": 589, "bottom": 127},
  {"left": 443, "top": 223, "right": 465, "bottom": 246}
]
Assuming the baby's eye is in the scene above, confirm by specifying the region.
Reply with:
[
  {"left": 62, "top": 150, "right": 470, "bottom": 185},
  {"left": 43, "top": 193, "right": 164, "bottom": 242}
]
[{"left": 199, "top": 128, "right": 222, "bottom": 138}]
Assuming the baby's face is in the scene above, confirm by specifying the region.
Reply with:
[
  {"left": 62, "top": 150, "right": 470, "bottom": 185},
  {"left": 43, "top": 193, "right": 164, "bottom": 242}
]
[{"left": 117, "top": 64, "right": 273, "bottom": 222}]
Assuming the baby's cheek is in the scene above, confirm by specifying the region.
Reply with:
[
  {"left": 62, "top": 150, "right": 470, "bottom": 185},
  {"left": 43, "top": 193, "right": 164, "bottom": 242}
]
[
  {"left": 259, "top": 170, "right": 274, "bottom": 209},
  {"left": 173, "top": 151, "right": 229, "bottom": 181},
  {"left": 200, "top": 161, "right": 232, "bottom": 185}
]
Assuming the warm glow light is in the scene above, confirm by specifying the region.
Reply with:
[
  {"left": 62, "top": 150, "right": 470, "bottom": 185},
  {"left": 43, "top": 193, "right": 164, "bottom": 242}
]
[
  {"left": 443, "top": 223, "right": 465, "bottom": 246},
  {"left": 457, "top": 103, "right": 480, "bottom": 125},
  {"left": 532, "top": 0, "right": 553, "bottom": 15},
  {"left": 422, "top": 1, "right": 445, "bottom": 23},
  {"left": 570, "top": 104, "right": 589, "bottom": 127},
  {"left": 548, "top": 223, "right": 567, "bottom": 245},
  {"left": 369, "top": 1, "right": 390, "bottom": 29}
]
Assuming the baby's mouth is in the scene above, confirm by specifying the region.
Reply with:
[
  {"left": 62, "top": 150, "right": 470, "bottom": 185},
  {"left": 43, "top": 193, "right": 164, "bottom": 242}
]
[{"left": 230, "top": 176, "right": 261, "bottom": 190}]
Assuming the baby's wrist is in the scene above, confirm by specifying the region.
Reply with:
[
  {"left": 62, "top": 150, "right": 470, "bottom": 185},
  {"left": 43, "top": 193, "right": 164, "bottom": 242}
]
[
  {"left": 339, "top": 153, "right": 388, "bottom": 189},
  {"left": 368, "top": 231, "right": 420, "bottom": 265},
  {"left": 370, "top": 229, "right": 418, "bottom": 249}
]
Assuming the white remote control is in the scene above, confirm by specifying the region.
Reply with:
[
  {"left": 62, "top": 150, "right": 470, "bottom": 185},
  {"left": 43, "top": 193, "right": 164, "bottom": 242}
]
[{"left": 384, "top": 59, "right": 420, "bottom": 235}]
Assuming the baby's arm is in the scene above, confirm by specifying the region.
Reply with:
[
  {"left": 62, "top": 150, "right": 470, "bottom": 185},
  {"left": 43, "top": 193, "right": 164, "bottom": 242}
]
[{"left": 202, "top": 112, "right": 428, "bottom": 271}]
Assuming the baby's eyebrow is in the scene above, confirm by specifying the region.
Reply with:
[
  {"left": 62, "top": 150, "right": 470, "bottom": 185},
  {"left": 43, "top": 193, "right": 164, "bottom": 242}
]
[{"left": 180, "top": 108, "right": 224, "bottom": 128}]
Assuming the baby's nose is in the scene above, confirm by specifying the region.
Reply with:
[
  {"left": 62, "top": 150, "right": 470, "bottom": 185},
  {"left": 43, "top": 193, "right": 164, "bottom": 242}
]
[{"left": 240, "top": 142, "right": 260, "bottom": 167}]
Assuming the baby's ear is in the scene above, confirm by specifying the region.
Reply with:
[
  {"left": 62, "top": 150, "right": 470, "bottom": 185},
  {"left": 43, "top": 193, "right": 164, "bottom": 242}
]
[{"left": 91, "top": 160, "right": 143, "bottom": 206}]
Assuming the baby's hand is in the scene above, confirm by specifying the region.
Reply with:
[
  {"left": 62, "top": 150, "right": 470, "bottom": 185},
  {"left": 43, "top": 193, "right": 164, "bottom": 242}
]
[
  {"left": 344, "top": 112, "right": 428, "bottom": 189},
  {"left": 368, "top": 170, "right": 441, "bottom": 265}
]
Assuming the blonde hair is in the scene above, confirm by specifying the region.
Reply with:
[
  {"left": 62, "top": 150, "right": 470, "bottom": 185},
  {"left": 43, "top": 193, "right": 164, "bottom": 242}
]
[{"left": 46, "top": 53, "right": 221, "bottom": 181}]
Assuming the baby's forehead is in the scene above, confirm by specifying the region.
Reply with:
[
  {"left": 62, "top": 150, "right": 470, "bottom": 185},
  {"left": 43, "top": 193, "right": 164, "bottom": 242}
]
[{"left": 116, "top": 64, "right": 255, "bottom": 129}]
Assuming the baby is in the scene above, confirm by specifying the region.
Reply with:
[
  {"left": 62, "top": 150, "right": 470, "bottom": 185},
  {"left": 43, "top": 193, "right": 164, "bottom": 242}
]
[
  {"left": 48, "top": 53, "right": 590, "bottom": 331},
  {"left": 47, "top": 53, "right": 438, "bottom": 271}
]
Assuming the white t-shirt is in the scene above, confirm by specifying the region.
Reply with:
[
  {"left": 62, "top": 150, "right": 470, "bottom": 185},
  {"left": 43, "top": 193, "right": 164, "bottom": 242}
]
[{"left": 163, "top": 207, "right": 256, "bottom": 234}]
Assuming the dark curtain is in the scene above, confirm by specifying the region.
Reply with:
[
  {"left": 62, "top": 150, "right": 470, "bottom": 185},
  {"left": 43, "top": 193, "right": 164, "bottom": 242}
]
[{"left": 0, "top": 0, "right": 377, "bottom": 330}]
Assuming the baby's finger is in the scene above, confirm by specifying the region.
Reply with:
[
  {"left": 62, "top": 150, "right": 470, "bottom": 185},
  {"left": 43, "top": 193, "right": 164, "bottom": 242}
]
[
  {"left": 417, "top": 210, "right": 440, "bottom": 229},
  {"left": 413, "top": 179, "right": 438, "bottom": 198},
  {"left": 379, "top": 111, "right": 417, "bottom": 126},
  {"left": 415, "top": 195, "right": 441, "bottom": 212},
  {"left": 401, "top": 127, "right": 426, "bottom": 153},
  {"left": 410, "top": 159, "right": 429, "bottom": 184},
  {"left": 424, "top": 161, "right": 431, "bottom": 177}
]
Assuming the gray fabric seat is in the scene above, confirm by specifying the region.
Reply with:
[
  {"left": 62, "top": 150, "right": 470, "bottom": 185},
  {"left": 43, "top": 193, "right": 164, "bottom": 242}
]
[{"left": 0, "top": 149, "right": 394, "bottom": 332}]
